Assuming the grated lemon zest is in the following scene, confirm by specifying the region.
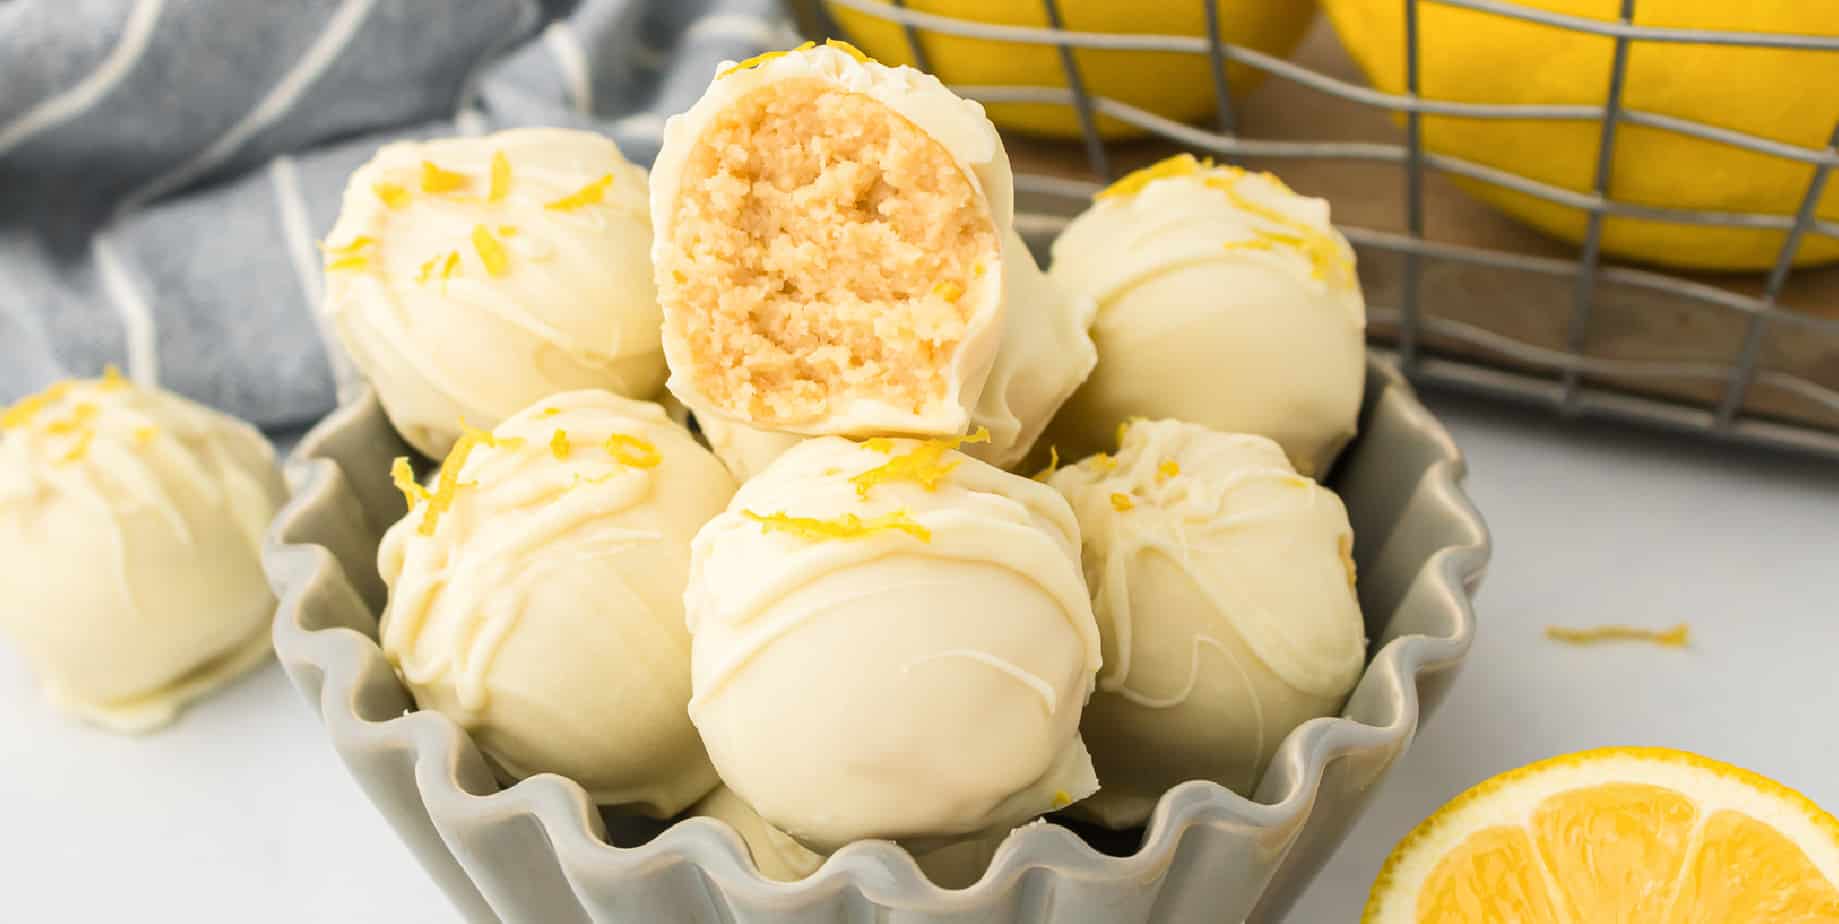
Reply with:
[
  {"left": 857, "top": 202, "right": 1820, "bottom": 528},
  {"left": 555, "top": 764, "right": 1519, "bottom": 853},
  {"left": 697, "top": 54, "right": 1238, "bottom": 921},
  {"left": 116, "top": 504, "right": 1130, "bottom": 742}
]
[
  {"left": 863, "top": 437, "right": 898, "bottom": 454},
  {"left": 390, "top": 457, "right": 431, "bottom": 511},
  {"left": 719, "top": 41, "right": 815, "bottom": 78},
  {"left": 849, "top": 427, "right": 990, "bottom": 498},
  {"left": 99, "top": 364, "right": 129, "bottom": 390},
  {"left": 326, "top": 254, "right": 369, "bottom": 272},
  {"left": 1091, "top": 452, "right": 1118, "bottom": 473},
  {"left": 415, "top": 255, "right": 440, "bottom": 284},
  {"left": 1052, "top": 790, "right": 1073, "bottom": 809},
  {"left": 44, "top": 402, "right": 97, "bottom": 435},
  {"left": 604, "top": 432, "right": 661, "bottom": 468},
  {"left": 496, "top": 225, "right": 517, "bottom": 237},
  {"left": 416, "top": 422, "right": 522, "bottom": 537},
  {"left": 550, "top": 428, "right": 571, "bottom": 460},
  {"left": 471, "top": 225, "right": 510, "bottom": 277},
  {"left": 824, "top": 38, "right": 871, "bottom": 63},
  {"left": 932, "top": 280, "right": 964, "bottom": 303},
  {"left": 541, "top": 407, "right": 561, "bottom": 417},
  {"left": 488, "top": 151, "right": 511, "bottom": 202},
  {"left": 1218, "top": 178, "right": 1350, "bottom": 284},
  {"left": 1158, "top": 459, "right": 1180, "bottom": 482},
  {"left": 133, "top": 425, "right": 158, "bottom": 447},
  {"left": 59, "top": 429, "right": 94, "bottom": 464},
  {"left": 1032, "top": 445, "right": 1060, "bottom": 482},
  {"left": 743, "top": 509, "right": 930, "bottom": 543},
  {"left": 544, "top": 173, "right": 614, "bottom": 211},
  {"left": 373, "top": 182, "right": 410, "bottom": 209},
  {"left": 1, "top": 381, "right": 74, "bottom": 430},
  {"left": 1110, "top": 492, "right": 1134, "bottom": 512},
  {"left": 440, "top": 250, "right": 461, "bottom": 283},
  {"left": 420, "top": 160, "right": 470, "bottom": 193},
  {"left": 1097, "top": 153, "right": 1222, "bottom": 201},
  {"left": 1546, "top": 623, "right": 1690, "bottom": 648}
]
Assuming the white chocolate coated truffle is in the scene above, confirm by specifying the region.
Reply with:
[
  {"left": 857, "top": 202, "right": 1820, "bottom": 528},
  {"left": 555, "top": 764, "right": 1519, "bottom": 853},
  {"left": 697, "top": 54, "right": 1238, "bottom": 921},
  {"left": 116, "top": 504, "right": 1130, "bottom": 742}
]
[
  {"left": 0, "top": 371, "right": 284, "bottom": 731},
  {"left": 1047, "top": 155, "right": 1366, "bottom": 477},
  {"left": 686, "top": 435, "right": 1100, "bottom": 850},
  {"left": 1047, "top": 420, "right": 1366, "bottom": 828},
  {"left": 691, "top": 785, "right": 1015, "bottom": 889},
  {"left": 689, "top": 230, "right": 1094, "bottom": 477},
  {"left": 652, "top": 42, "right": 1014, "bottom": 438},
  {"left": 378, "top": 390, "right": 735, "bottom": 815},
  {"left": 326, "top": 128, "right": 663, "bottom": 458}
]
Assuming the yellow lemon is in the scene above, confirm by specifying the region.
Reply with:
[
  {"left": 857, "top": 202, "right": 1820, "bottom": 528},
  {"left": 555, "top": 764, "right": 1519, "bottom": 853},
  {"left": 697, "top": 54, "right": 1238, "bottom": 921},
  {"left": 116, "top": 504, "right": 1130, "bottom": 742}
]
[
  {"left": 1364, "top": 747, "right": 1839, "bottom": 922},
  {"left": 826, "top": 0, "right": 1317, "bottom": 139},
  {"left": 1322, "top": 0, "right": 1839, "bottom": 270}
]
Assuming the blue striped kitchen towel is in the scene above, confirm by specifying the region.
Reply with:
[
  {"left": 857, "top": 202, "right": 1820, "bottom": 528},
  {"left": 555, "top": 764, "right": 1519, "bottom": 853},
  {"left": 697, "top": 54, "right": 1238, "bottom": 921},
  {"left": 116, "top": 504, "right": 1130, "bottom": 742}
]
[{"left": 0, "top": 0, "right": 794, "bottom": 433}]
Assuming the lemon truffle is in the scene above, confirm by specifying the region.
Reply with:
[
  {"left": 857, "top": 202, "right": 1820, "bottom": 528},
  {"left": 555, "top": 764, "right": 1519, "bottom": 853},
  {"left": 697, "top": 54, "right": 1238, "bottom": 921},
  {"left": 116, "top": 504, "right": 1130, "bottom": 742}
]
[
  {"left": 652, "top": 42, "right": 1016, "bottom": 438},
  {"left": 0, "top": 370, "right": 284, "bottom": 731},
  {"left": 691, "top": 785, "right": 1014, "bottom": 888},
  {"left": 1046, "top": 420, "right": 1367, "bottom": 828},
  {"left": 686, "top": 434, "right": 1100, "bottom": 850},
  {"left": 378, "top": 390, "right": 734, "bottom": 815},
  {"left": 325, "top": 128, "right": 663, "bottom": 459},
  {"left": 1047, "top": 155, "right": 1367, "bottom": 477},
  {"left": 691, "top": 229, "right": 1095, "bottom": 478}
]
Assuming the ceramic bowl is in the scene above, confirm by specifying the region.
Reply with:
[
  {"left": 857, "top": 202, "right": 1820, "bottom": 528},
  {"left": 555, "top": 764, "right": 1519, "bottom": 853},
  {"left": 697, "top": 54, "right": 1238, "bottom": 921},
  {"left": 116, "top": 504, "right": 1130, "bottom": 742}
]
[{"left": 265, "top": 355, "right": 1489, "bottom": 923}]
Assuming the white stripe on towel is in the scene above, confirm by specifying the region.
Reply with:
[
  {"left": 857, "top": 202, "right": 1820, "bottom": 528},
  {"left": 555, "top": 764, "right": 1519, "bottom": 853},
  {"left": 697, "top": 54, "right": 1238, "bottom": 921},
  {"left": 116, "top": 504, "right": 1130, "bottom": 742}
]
[
  {"left": 91, "top": 232, "right": 158, "bottom": 386},
  {"left": 0, "top": 0, "right": 166, "bottom": 156},
  {"left": 269, "top": 156, "right": 361, "bottom": 401},
  {"left": 542, "top": 22, "right": 594, "bottom": 115},
  {"left": 122, "top": 0, "right": 376, "bottom": 209}
]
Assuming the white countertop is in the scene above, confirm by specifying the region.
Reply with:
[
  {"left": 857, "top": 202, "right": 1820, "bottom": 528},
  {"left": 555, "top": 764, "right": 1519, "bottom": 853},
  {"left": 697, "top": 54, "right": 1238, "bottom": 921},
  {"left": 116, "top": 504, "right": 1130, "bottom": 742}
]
[{"left": 2, "top": 391, "right": 1834, "bottom": 923}]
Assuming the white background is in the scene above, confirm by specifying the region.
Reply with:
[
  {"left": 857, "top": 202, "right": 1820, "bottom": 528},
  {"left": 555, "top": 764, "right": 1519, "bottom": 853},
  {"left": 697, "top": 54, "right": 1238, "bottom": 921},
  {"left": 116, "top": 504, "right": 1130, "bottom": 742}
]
[{"left": 2, "top": 391, "right": 1834, "bottom": 922}]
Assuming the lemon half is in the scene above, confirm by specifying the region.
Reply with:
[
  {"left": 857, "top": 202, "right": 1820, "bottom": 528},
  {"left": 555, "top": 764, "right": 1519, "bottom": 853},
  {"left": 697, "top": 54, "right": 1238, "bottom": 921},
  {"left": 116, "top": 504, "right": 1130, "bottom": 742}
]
[
  {"left": 1364, "top": 747, "right": 1839, "bottom": 922},
  {"left": 1322, "top": 0, "right": 1839, "bottom": 270},
  {"left": 827, "top": 0, "right": 1317, "bottom": 139}
]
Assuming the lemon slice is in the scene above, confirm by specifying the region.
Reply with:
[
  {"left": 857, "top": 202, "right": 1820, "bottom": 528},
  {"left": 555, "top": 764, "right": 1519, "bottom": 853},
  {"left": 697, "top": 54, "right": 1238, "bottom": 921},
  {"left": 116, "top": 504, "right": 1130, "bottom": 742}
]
[{"left": 1364, "top": 747, "right": 1839, "bottom": 922}]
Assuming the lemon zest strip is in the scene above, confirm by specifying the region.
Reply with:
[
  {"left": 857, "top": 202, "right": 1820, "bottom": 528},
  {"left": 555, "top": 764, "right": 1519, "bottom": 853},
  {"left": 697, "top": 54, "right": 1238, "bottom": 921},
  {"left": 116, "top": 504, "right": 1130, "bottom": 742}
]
[
  {"left": 471, "top": 225, "right": 510, "bottom": 277},
  {"left": 488, "top": 151, "right": 511, "bottom": 202},
  {"left": 1546, "top": 623, "right": 1690, "bottom": 648},
  {"left": 743, "top": 509, "right": 931, "bottom": 543},
  {"left": 544, "top": 173, "right": 614, "bottom": 211},
  {"left": 605, "top": 432, "right": 661, "bottom": 468},
  {"left": 849, "top": 427, "right": 990, "bottom": 498},
  {"left": 420, "top": 160, "right": 469, "bottom": 193}
]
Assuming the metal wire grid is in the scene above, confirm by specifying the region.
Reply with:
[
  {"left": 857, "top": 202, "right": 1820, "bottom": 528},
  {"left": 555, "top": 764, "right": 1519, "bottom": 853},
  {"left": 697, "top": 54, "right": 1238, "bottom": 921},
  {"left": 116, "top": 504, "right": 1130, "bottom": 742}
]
[{"left": 793, "top": 0, "right": 1839, "bottom": 460}]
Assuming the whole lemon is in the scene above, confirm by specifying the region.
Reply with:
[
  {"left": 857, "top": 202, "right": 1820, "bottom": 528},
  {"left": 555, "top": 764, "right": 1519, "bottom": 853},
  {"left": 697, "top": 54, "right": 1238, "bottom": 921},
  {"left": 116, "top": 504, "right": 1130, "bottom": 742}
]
[
  {"left": 826, "top": 0, "right": 1317, "bottom": 139},
  {"left": 1322, "top": 0, "right": 1839, "bottom": 270}
]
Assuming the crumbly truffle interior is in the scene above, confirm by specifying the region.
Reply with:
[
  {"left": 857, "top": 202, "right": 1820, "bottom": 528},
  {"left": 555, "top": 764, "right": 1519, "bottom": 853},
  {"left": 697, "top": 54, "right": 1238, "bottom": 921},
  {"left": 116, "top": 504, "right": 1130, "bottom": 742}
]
[{"left": 666, "top": 79, "right": 996, "bottom": 424}]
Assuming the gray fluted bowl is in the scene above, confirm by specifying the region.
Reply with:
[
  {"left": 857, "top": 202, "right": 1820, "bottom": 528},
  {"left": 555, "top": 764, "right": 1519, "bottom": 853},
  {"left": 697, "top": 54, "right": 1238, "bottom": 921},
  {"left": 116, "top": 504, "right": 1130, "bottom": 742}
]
[{"left": 263, "top": 356, "right": 1488, "bottom": 923}]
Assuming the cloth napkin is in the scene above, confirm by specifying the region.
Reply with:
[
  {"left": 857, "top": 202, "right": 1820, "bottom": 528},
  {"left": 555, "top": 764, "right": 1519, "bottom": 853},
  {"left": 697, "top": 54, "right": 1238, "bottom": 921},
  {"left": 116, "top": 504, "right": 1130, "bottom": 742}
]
[{"left": 0, "top": 0, "right": 793, "bottom": 434}]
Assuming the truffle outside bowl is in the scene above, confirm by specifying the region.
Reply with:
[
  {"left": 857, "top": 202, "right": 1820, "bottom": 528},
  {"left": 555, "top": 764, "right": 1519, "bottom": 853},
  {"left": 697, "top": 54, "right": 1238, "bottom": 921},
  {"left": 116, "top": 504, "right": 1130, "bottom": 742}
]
[{"left": 264, "top": 356, "right": 1489, "bottom": 924}]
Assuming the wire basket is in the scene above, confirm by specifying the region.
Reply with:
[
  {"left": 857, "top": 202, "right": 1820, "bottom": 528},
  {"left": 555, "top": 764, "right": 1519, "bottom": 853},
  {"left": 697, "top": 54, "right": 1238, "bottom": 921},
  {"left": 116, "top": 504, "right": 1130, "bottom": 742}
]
[{"left": 787, "top": 0, "right": 1839, "bottom": 460}]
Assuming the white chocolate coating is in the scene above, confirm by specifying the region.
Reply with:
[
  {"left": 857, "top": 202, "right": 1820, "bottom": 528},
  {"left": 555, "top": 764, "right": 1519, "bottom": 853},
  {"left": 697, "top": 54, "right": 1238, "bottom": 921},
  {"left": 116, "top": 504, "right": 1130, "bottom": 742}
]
[
  {"left": 378, "top": 390, "right": 734, "bottom": 815},
  {"left": 0, "top": 372, "right": 284, "bottom": 732},
  {"left": 1047, "top": 158, "right": 1366, "bottom": 477},
  {"left": 691, "top": 785, "right": 1017, "bottom": 888},
  {"left": 688, "top": 230, "right": 1094, "bottom": 478},
  {"left": 1047, "top": 420, "right": 1366, "bottom": 828},
  {"left": 695, "top": 412, "right": 804, "bottom": 484},
  {"left": 974, "top": 229, "right": 1097, "bottom": 469},
  {"left": 326, "top": 128, "right": 664, "bottom": 458},
  {"left": 652, "top": 43, "right": 1015, "bottom": 437},
  {"left": 686, "top": 436, "right": 1100, "bottom": 850}
]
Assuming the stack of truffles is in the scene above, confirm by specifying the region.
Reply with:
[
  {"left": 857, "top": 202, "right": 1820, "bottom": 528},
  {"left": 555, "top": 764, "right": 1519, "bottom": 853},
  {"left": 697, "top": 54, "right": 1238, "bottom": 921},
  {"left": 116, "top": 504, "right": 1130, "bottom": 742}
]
[{"left": 326, "top": 41, "right": 1372, "bottom": 881}]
